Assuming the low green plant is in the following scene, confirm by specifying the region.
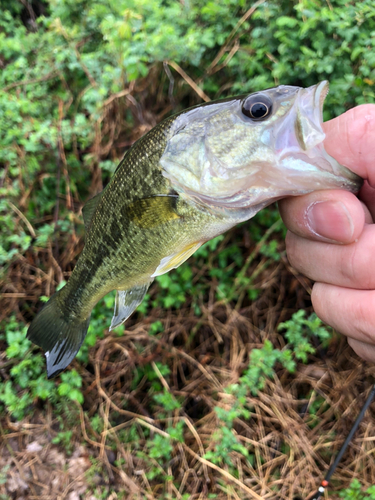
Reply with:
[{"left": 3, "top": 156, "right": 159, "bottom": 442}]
[
  {"left": 155, "top": 264, "right": 193, "bottom": 309},
  {"left": 205, "top": 310, "right": 332, "bottom": 466},
  {"left": 0, "top": 316, "right": 84, "bottom": 419},
  {"left": 137, "top": 420, "right": 185, "bottom": 481},
  {"left": 153, "top": 388, "right": 181, "bottom": 413},
  {"left": 0, "top": 317, "right": 52, "bottom": 419},
  {"left": 51, "top": 429, "right": 74, "bottom": 454},
  {"left": 339, "top": 479, "right": 375, "bottom": 500},
  {"left": 204, "top": 423, "right": 251, "bottom": 466},
  {"left": 259, "top": 239, "right": 281, "bottom": 261},
  {"left": 147, "top": 432, "right": 173, "bottom": 462},
  {"left": 278, "top": 309, "right": 332, "bottom": 362},
  {"left": 149, "top": 320, "right": 164, "bottom": 335},
  {"left": 131, "top": 362, "right": 171, "bottom": 392},
  {"left": 115, "top": 424, "right": 142, "bottom": 448},
  {"left": 57, "top": 370, "right": 84, "bottom": 404},
  {"left": 132, "top": 363, "right": 185, "bottom": 481},
  {"left": 0, "top": 465, "right": 10, "bottom": 486}
]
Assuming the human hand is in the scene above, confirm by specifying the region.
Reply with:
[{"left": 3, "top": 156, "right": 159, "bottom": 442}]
[{"left": 278, "top": 104, "right": 375, "bottom": 362}]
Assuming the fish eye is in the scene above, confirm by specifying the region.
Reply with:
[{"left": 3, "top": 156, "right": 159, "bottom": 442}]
[{"left": 242, "top": 94, "right": 273, "bottom": 120}]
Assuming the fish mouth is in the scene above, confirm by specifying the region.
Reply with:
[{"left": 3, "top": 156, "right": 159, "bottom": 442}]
[
  {"left": 296, "top": 81, "right": 363, "bottom": 190},
  {"left": 295, "top": 81, "right": 329, "bottom": 150}
]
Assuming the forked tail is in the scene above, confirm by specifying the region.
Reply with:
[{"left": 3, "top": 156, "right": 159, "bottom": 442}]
[{"left": 27, "top": 290, "right": 90, "bottom": 378}]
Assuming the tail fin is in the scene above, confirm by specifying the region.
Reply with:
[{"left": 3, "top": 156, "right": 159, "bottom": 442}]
[{"left": 27, "top": 291, "right": 90, "bottom": 379}]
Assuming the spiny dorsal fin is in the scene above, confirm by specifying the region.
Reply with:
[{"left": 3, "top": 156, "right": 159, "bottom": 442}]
[{"left": 82, "top": 192, "right": 102, "bottom": 232}]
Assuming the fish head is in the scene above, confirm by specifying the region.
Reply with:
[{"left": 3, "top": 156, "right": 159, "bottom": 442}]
[{"left": 160, "top": 81, "right": 362, "bottom": 217}]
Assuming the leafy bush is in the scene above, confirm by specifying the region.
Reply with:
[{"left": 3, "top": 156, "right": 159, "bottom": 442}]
[{"left": 1, "top": 0, "right": 374, "bottom": 231}]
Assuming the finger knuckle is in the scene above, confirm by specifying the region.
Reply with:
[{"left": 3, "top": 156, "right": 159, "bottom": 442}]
[
  {"left": 352, "top": 291, "right": 375, "bottom": 344},
  {"left": 341, "top": 243, "right": 375, "bottom": 289}
]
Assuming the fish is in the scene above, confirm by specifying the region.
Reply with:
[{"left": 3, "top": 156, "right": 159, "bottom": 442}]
[{"left": 27, "top": 81, "right": 362, "bottom": 378}]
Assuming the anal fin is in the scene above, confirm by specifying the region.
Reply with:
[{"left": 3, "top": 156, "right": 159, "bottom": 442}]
[{"left": 109, "top": 281, "right": 152, "bottom": 331}]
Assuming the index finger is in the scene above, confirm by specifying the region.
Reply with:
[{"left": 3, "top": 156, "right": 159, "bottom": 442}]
[
  {"left": 278, "top": 104, "right": 375, "bottom": 242},
  {"left": 323, "top": 103, "right": 375, "bottom": 187}
]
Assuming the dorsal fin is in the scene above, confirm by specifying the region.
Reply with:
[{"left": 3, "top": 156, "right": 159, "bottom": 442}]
[{"left": 82, "top": 192, "right": 102, "bottom": 232}]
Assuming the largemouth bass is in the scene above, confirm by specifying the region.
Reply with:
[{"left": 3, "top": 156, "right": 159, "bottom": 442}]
[{"left": 27, "top": 81, "right": 362, "bottom": 378}]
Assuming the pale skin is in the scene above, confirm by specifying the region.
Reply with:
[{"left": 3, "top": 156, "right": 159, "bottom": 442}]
[{"left": 278, "top": 104, "right": 375, "bottom": 362}]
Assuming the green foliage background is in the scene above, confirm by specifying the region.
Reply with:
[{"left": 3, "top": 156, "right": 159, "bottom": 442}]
[
  {"left": 1, "top": 0, "right": 374, "bottom": 271},
  {"left": 0, "top": 0, "right": 374, "bottom": 497}
]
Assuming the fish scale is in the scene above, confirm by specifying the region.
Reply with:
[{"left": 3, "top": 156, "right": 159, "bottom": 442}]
[{"left": 27, "top": 81, "right": 362, "bottom": 378}]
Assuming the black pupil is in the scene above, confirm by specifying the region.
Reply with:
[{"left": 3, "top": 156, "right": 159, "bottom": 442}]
[{"left": 251, "top": 102, "right": 268, "bottom": 118}]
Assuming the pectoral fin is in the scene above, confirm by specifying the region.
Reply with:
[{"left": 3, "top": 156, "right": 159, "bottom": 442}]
[
  {"left": 151, "top": 241, "right": 202, "bottom": 277},
  {"left": 110, "top": 281, "right": 152, "bottom": 330},
  {"left": 126, "top": 195, "right": 180, "bottom": 229}
]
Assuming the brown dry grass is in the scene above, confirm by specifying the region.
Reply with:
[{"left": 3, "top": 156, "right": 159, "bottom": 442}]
[
  {"left": 2, "top": 227, "right": 375, "bottom": 499},
  {"left": 1, "top": 65, "right": 375, "bottom": 500}
]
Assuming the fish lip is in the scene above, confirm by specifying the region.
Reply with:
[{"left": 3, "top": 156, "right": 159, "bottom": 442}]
[
  {"left": 314, "top": 80, "right": 329, "bottom": 122},
  {"left": 295, "top": 81, "right": 329, "bottom": 150}
]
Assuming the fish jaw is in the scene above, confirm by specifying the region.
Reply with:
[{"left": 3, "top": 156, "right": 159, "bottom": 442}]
[{"left": 272, "top": 81, "right": 362, "bottom": 194}]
